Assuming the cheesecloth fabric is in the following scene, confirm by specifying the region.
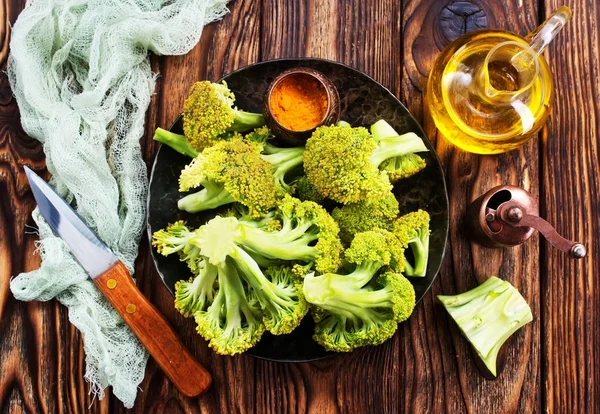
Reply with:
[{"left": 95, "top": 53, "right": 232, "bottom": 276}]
[{"left": 7, "top": 0, "right": 229, "bottom": 407}]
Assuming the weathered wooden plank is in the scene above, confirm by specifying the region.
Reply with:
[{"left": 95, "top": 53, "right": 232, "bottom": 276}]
[
  {"left": 541, "top": 1, "right": 600, "bottom": 412},
  {"left": 401, "top": 0, "right": 541, "bottom": 412},
  {"left": 120, "top": 0, "right": 263, "bottom": 413}
]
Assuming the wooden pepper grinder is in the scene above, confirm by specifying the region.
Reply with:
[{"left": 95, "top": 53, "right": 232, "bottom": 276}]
[{"left": 466, "top": 185, "right": 586, "bottom": 258}]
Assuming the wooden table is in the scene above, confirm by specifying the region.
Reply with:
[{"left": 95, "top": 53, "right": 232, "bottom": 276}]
[{"left": 1, "top": 0, "right": 598, "bottom": 412}]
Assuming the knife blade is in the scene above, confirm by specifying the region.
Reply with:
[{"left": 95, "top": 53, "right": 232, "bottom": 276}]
[{"left": 24, "top": 166, "right": 211, "bottom": 397}]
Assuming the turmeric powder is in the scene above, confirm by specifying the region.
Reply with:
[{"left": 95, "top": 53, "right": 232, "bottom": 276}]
[{"left": 270, "top": 74, "right": 328, "bottom": 131}]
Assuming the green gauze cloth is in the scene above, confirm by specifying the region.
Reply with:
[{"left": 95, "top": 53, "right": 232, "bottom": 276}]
[{"left": 8, "top": 0, "right": 229, "bottom": 408}]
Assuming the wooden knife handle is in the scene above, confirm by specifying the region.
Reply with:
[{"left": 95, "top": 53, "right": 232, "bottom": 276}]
[{"left": 94, "top": 261, "right": 211, "bottom": 397}]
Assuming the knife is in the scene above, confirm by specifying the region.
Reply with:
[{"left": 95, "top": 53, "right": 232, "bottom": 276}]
[{"left": 24, "top": 166, "right": 211, "bottom": 397}]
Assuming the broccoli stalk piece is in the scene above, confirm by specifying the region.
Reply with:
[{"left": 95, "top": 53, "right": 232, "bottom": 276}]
[
  {"left": 393, "top": 210, "right": 430, "bottom": 277},
  {"left": 177, "top": 137, "right": 279, "bottom": 217},
  {"left": 332, "top": 192, "right": 400, "bottom": 245},
  {"left": 153, "top": 128, "right": 200, "bottom": 158},
  {"left": 437, "top": 276, "right": 533, "bottom": 377},
  {"left": 303, "top": 231, "right": 415, "bottom": 352},
  {"left": 370, "top": 120, "right": 428, "bottom": 181},
  {"left": 183, "top": 80, "right": 265, "bottom": 150}
]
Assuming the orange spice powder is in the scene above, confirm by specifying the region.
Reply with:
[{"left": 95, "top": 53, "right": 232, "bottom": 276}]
[{"left": 270, "top": 74, "right": 328, "bottom": 131}]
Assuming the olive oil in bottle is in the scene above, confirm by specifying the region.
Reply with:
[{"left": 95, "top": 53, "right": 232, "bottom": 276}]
[{"left": 426, "top": 7, "right": 571, "bottom": 154}]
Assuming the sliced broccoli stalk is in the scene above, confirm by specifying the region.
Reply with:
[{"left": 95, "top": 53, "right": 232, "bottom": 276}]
[
  {"left": 393, "top": 210, "right": 430, "bottom": 277},
  {"left": 174, "top": 260, "right": 218, "bottom": 317},
  {"left": 437, "top": 276, "right": 533, "bottom": 377},
  {"left": 153, "top": 128, "right": 200, "bottom": 158},
  {"left": 370, "top": 120, "right": 428, "bottom": 181},
  {"left": 194, "top": 259, "right": 265, "bottom": 355},
  {"left": 336, "top": 120, "right": 351, "bottom": 127}
]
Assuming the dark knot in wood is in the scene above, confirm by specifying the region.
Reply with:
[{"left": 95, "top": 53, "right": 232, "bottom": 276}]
[{"left": 439, "top": 1, "right": 488, "bottom": 43}]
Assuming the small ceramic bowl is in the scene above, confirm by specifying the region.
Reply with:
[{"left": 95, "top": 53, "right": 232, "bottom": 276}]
[{"left": 263, "top": 67, "right": 340, "bottom": 145}]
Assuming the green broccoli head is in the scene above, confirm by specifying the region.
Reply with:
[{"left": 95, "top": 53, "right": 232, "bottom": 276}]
[
  {"left": 174, "top": 260, "right": 218, "bottom": 317},
  {"left": 332, "top": 192, "right": 399, "bottom": 245},
  {"left": 437, "top": 276, "right": 533, "bottom": 377},
  {"left": 182, "top": 81, "right": 265, "bottom": 151},
  {"left": 236, "top": 196, "right": 343, "bottom": 273},
  {"left": 303, "top": 125, "right": 392, "bottom": 204},
  {"left": 177, "top": 137, "right": 279, "bottom": 217},
  {"left": 393, "top": 210, "right": 430, "bottom": 277},
  {"left": 303, "top": 269, "right": 415, "bottom": 352},
  {"left": 195, "top": 259, "right": 265, "bottom": 355},
  {"left": 370, "top": 120, "right": 428, "bottom": 182},
  {"left": 345, "top": 229, "right": 406, "bottom": 276}
]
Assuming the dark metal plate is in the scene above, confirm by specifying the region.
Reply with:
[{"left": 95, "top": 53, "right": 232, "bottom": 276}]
[{"left": 147, "top": 58, "right": 449, "bottom": 362}]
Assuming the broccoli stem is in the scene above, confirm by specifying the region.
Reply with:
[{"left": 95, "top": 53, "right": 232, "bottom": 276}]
[
  {"left": 239, "top": 223, "right": 318, "bottom": 261},
  {"left": 178, "top": 186, "right": 235, "bottom": 213},
  {"left": 437, "top": 277, "right": 533, "bottom": 377},
  {"left": 370, "top": 119, "right": 399, "bottom": 139},
  {"left": 230, "top": 246, "right": 292, "bottom": 309},
  {"left": 369, "top": 133, "right": 429, "bottom": 167},
  {"left": 406, "top": 238, "right": 429, "bottom": 277},
  {"left": 153, "top": 128, "right": 199, "bottom": 158},
  {"left": 230, "top": 111, "right": 266, "bottom": 132}
]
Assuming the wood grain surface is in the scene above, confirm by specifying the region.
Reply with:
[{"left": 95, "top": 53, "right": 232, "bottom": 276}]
[{"left": 0, "top": 0, "right": 598, "bottom": 413}]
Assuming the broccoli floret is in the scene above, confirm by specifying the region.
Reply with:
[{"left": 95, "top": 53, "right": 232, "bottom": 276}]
[
  {"left": 332, "top": 192, "right": 399, "bottom": 245},
  {"left": 177, "top": 137, "right": 278, "bottom": 217},
  {"left": 304, "top": 125, "right": 393, "bottom": 204},
  {"left": 195, "top": 216, "right": 309, "bottom": 335},
  {"left": 393, "top": 210, "right": 430, "bottom": 277},
  {"left": 437, "top": 276, "right": 533, "bottom": 377},
  {"left": 295, "top": 176, "right": 325, "bottom": 204},
  {"left": 195, "top": 258, "right": 265, "bottom": 355},
  {"left": 151, "top": 220, "right": 205, "bottom": 273},
  {"left": 234, "top": 196, "right": 343, "bottom": 273},
  {"left": 370, "top": 120, "right": 428, "bottom": 182},
  {"left": 153, "top": 128, "right": 200, "bottom": 158},
  {"left": 303, "top": 231, "right": 415, "bottom": 352},
  {"left": 174, "top": 260, "right": 218, "bottom": 317},
  {"left": 182, "top": 81, "right": 265, "bottom": 150}
]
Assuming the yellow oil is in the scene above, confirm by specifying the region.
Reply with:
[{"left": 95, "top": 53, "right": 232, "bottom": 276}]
[{"left": 426, "top": 31, "right": 554, "bottom": 154}]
